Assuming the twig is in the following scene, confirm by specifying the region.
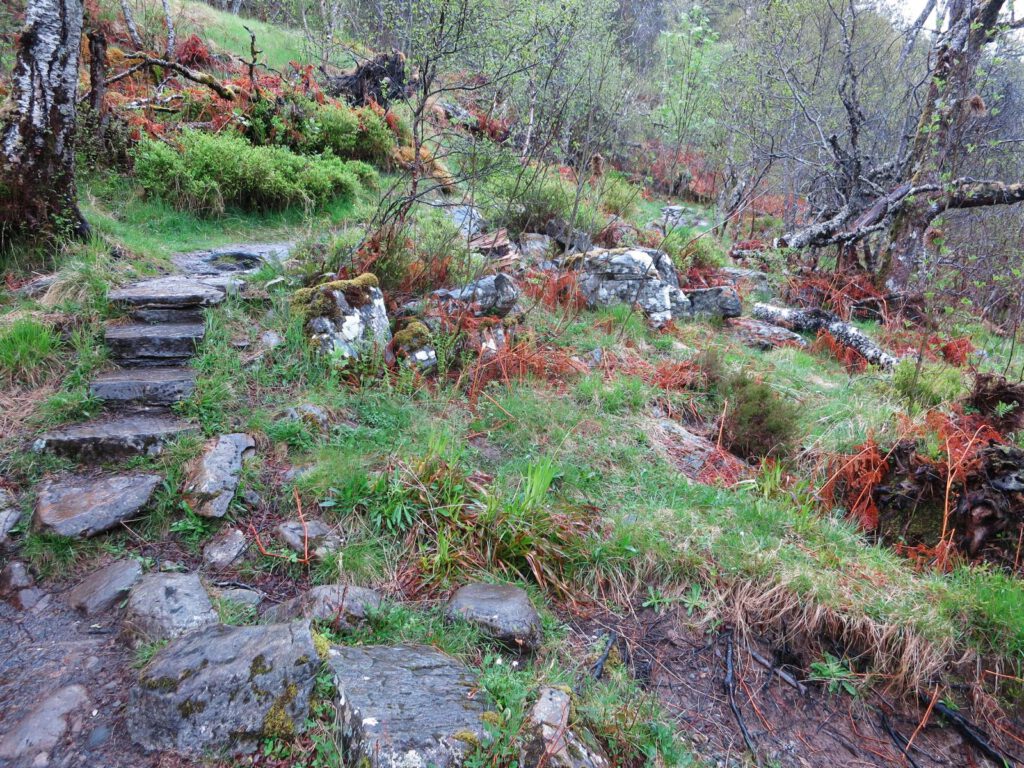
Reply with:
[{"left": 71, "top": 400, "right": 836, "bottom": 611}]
[
  {"left": 879, "top": 711, "right": 921, "bottom": 768},
  {"left": 723, "top": 629, "right": 760, "bottom": 765},
  {"left": 906, "top": 685, "right": 939, "bottom": 752},
  {"left": 746, "top": 643, "right": 807, "bottom": 694},
  {"left": 929, "top": 697, "right": 1015, "bottom": 767},
  {"left": 590, "top": 632, "right": 617, "bottom": 681}
]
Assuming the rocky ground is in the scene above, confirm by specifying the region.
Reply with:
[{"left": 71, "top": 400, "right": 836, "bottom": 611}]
[{"left": 2, "top": 215, "right": 1021, "bottom": 768}]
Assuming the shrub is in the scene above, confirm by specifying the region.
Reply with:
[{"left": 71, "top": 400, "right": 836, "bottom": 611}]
[
  {"left": 893, "top": 359, "right": 966, "bottom": 408},
  {"left": 133, "top": 131, "right": 362, "bottom": 215},
  {"left": 247, "top": 97, "right": 395, "bottom": 166},
  {"left": 596, "top": 171, "right": 641, "bottom": 218},
  {"left": 719, "top": 370, "right": 800, "bottom": 459},
  {"left": 482, "top": 166, "right": 601, "bottom": 236},
  {"left": 662, "top": 229, "right": 725, "bottom": 271},
  {"left": 0, "top": 318, "right": 61, "bottom": 386}
]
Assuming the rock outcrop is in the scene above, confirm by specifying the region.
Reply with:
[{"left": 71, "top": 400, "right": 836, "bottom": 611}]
[{"left": 127, "top": 622, "right": 319, "bottom": 755}]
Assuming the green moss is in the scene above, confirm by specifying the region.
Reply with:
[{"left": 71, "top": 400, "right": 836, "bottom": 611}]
[
  {"left": 292, "top": 273, "right": 379, "bottom": 321},
  {"left": 141, "top": 675, "right": 181, "bottom": 692},
  {"left": 178, "top": 697, "right": 208, "bottom": 717},
  {"left": 250, "top": 654, "right": 273, "bottom": 678},
  {"left": 261, "top": 683, "right": 299, "bottom": 740},
  {"left": 312, "top": 632, "right": 331, "bottom": 660},
  {"left": 393, "top": 321, "right": 432, "bottom": 353},
  {"left": 481, "top": 710, "right": 502, "bottom": 726},
  {"left": 453, "top": 730, "right": 481, "bottom": 747}
]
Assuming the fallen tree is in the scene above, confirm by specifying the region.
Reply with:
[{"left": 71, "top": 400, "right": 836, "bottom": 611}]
[
  {"left": 323, "top": 51, "right": 414, "bottom": 108},
  {"left": 752, "top": 303, "right": 900, "bottom": 369}
]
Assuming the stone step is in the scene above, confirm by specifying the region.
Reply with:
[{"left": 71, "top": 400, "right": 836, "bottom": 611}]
[
  {"left": 129, "top": 307, "right": 206, "bottom": 325},
  {"left": 105, "top": 323, "right": 205, "bottom": 365},
  {"left": 34, "top": 412, "right": 197, "bottom": 460},
  {"left": 108, "top": 276, "right": 225, "bottom": 309},
  {"left": 34, "top": 472, "right": 162, "bottom": 538},
  {"left": 89, "top": 366, "right": 197, "bottom": 405}
]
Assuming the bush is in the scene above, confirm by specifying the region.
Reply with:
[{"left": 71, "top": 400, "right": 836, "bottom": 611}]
[
  {"left": 482, "top": 165, "right": 601, "bottom": 236},
  {"left": 662, "top": 230, "right": 725, "bottom": 271},
  {"left": 133, "top": 131, "right": 362, "bottom": 215},
  {"left": 719, "top": 370, "right": 800, "bottom": 459},
  {"left": 893, "top": 359, "right": 966, "bottom": 408},
  {"left": 596, "top": 171, "right": 641, "bottom": 218},
  {"left": 247, "top": 97, "right": 396, "bottom": 166}
]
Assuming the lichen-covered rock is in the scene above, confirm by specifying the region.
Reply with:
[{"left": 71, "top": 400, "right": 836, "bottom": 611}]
[
  {"left": 727, "top": 317, "right": 807, "bottom": 351},
  {"left": 123, "top": 572, "right": 218, "bottom": 645},
  {"left": 522, "top": 688, "right": 609, "bottom": 768},
  {"left": 127, "top": 621, "right": 318, "bottom": 755},
  {"left": 327, "top": 644, "right": 490, "bottom": 767},
  {"left": 294, "top": 274, "right": 391, "bottom": 360},
  {"left": 432, "top": 273, "right": 520, "bottom": 318},
  {"left": 392, "top": 320, "right": 437, "bottom": 370},
  {"left": 445, "top": 582, "right": 541, "bottom": 651},
  {"left": 263, "top": 584, "right": 382, "bottom": 625},
  {"left": 181, "top": 433, "right": 255, "bottom": 518},
  {"left": 686, "top": 286, "right": 742, "bottom": 318},
  {"left": 519, "top": 233, "right": 554, "bottom": 261},
  {"left": 579, "top": 248, "right": 690, "bottom": 327}
]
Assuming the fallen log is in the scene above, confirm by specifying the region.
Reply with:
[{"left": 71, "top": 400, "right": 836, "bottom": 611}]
[{"left": 752, "top": 303, "right": 900, "bottom": 369}]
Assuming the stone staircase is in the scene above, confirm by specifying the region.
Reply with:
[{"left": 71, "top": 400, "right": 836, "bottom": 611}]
[{"left": 31, "top": 275, "right": 228, "bottom": 536}]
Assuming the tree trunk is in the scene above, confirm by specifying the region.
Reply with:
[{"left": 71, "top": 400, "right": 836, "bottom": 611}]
[
  {"left": 1, "top": 0, "right": 89, "bottom": 240},
  {"left": 753, "top": 303, "right": 900, "bottom": 369},
  {"left": 87, "top": 31, "right": 108, "bottom": 148}
]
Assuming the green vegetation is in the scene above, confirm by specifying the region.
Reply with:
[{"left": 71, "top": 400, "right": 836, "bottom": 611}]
[
  {"left": 132, "top": 131, "right": 365, "bottom": 216},
  {"left": 0, "top": 318, "right": 61, "bottom": 386}
]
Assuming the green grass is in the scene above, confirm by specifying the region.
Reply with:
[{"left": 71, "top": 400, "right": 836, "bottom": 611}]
[
  {"left": 174, "top": 0, "right": 317, "bottom": 71},
  {"left": 0, "top": 318, "right": 61, "bottom": 386},
  {"left": 81, "top": 171, "right": 359, "bottom": 260}
]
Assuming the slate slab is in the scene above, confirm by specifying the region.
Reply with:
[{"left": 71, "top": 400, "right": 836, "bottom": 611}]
[{"left": 34, "top": 473, "right": 161, "bottom": 537}]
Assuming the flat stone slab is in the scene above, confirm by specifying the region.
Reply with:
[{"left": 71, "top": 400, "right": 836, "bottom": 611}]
[
  {"left": 327, "top": 644, "right": 490, "bottom": 768},
  {"left": 182, "top": 433, "right": 255, "bottom": 518},
  {"left": 105, "top": 323, "right": 205, "bottom": 364},
  {"left": 445, "top": 582, "right": 542, "bottom": 651},
  {"left": 67, "top": 559, "right": 143, "bottom": 614},
  {"left": 108, "top": 276, "right": 225, "bottom": 308},
  {"left": 172, "top": 242, "right": 292, "bottom": 276},
  {"left": 129, "top": 306, "right": 205, "bottom": 324},
  {"left": 34, "top": 412, "right": 197, "bottom": 460},
  {"left": 90, "top": 366, "right": 197, "bottom": 405},
  {"left": 124, "top": 572, "right": 218, "bottom": 645},
  {"left": 0, "top": 684, "right": 89, "bottom": 763},
  {"left": 128, "top": 621, "right": 317, "bottom": 755},
  {"left": 34, "top": 473, "right": 161, "bottom": 537}
]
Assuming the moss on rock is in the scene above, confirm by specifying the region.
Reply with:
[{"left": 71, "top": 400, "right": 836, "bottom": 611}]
[
  {"left": 261, "top": 682, "right": 299, "bottom": 740},
  {"left": 392, "top": 320, "right": 431, "bottom": 353}
]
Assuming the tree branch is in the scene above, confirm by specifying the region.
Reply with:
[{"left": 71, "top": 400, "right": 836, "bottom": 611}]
[{"left": 123, "top": 54, "right": 236, "bottom": 99}]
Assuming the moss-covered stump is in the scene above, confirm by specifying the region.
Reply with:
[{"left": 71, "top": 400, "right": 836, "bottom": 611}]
[
  {"left": 292, "top": 273, "right": 391, "bottom": 360},
  {"left": 127, "top": 621, "right": 318, "bottom": 755}
]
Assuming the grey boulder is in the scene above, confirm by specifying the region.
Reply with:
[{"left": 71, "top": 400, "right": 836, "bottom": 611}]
[
  {"left": 304, "top": 279, "right": 392, "bottom": 361},
  {"left": 123, "top": 572, "right": 218, "bottom": 645},
  {"left": 67, "top": 558, "right": 143, "bottom": 615},
  {"left": 182, "top": 433, "right": 255, "bottom": 518},
  {"left": 433, "top": 273, "right": 520, "bottom": 318},
  {"left": 263, "top": 584, "right": 381, "bottom": 625},
  {"left": 327, "top": 644, "right": 490, "bottom": 767},
  {"left": 33, "top": 472, "right": 161, "bottom": 538},
  {"left": 686, "top": 286, "right": 742, "bottom": 318},
  {"left": 446, "top": 582, "right": 541, "bottom": 651},
  {"left": 579, "top": 248, "right": 690, "bottom": 327},
  {"left": 127, "top": 621, "right": 318, "bottom": 755}
]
